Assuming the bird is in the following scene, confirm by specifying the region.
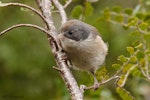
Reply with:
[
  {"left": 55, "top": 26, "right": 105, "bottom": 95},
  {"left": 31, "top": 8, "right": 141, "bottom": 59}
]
[{"left": 59, "top": 19, "right": 108, "bottom": 90}]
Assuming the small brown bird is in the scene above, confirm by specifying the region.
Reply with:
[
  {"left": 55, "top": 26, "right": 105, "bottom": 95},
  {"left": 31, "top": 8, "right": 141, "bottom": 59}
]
[{"left": 59, "top": 19, "right": 108, "bottom": 90}]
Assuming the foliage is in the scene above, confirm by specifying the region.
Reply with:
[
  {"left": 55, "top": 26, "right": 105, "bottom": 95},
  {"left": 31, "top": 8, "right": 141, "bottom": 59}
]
[
  {"left": 0, "top": 0, "right": 150, "bottom": 100},
  {"left": 71, "top": 0, "right": 150, "bottom": 100},
  {"left": 101, "top": 2, "right": 150, "bottom": 100},
  {"left": 71, "top": 1, "right": 93, "bottom": 19}
]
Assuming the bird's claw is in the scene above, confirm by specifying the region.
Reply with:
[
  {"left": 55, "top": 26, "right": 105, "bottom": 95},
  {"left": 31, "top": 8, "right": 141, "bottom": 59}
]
[
  {"left": 80, "top": 85, "right": 87, "bottom": 93},
  {"left": 93, "top": 82, "right": 100, "bottom": 91}
]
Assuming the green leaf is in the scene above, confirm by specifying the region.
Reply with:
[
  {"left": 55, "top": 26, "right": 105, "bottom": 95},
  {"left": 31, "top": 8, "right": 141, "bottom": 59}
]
[
  {"left": 123, "top": 64, "right": 133, "bottom": 73},
  {"left": 112, "top": 6, "right": 122, "bottom": 13},
  {"left": 114, "top": 14, "right": 124, "bottom": 22},
  {"left": 131, "top": 68, "right": 141, "bottom": 77},
  {"left": 118, "top": 55, "right": 128, "bottom": 63},
  {"left": 84, "top": 2, "right": 93, "bottom": 17},
  {"left": 144, "top": 34, "right": 150, "bottom": 43},
  {"left": 71, "top": 5, "right": 83, "bottom": 18},
  {"left": 127, "top": 47, "right": 134, "bottom": 55},
  {"left": 145, "top": 49, "right": 150, "bottom": 54},
  {"left": 103, "top": 8, "right": 111, "bottom": 21},
  {"left": 139, "top": 22, "right": 148, "bottom": 31},
  {"left": 122, "top": 24, "right": 129, "bottom": 30},
  {"left": 117, "top": 75, "right": 125, "bottom": 87},
  {"left": 144, "top": 13, "right": 150, "bottom": 22},
  {"left": 130, "top": 56, "right": 137, "bottom": 63},
  {"left": 132, "top": 41, "right": 143, "bottom": 49},
  {"left": 129, "top": 31, "right": 141, "bottom": 40},
  {"left": 127, "top": 17, "right": 138, "bottom": 26},
  {"left": 96, "top": 67, "right": 109, "bottom": 81},
  {"left": 112, "top": 64, "right": 121, "bottom": 70},
  {"left": 136, "top": 51, "right": 144, "bottom": 60},
  {"left": 138, "top": 58, "right": 145, "bottom": 67},
  {"left": 136, "top": 12, "right": 144, "bottom": 19},
  {"left": 123, "top": 17, "right": 138, "bottom": 28},
  {"left": 116, "top": 87, "right": 135, "bottom": 100},
  {"left": 124, "top": 8, "right": 133, "bottom": 15}
]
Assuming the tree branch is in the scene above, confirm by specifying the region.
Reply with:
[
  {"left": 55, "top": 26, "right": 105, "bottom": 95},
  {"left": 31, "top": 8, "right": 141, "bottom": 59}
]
[
  {"left": 63, "top": 0, "right": 72, "bottom": 9},
  {"left": 36, "top": 0, "right": 83, "bottom": 100},
  {"left": 81, "top": 75, "right": 120, "bottom": 91},
  {"left": 52, "top": 0, "right": 67, "bottom": 24},
  {"left": 0, "top": 2, "right": 48, "bottom": 27},
  {"left": 0, "top": 24, "right": 50, "bottom": 37}
]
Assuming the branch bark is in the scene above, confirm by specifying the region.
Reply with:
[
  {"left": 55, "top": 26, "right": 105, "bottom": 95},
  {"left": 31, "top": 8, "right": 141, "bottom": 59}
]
[
  {"left": 0, "top": 24, "right": 49, "bottom": 36},
  {"left": 52, "top": 0, "right": 67, "bottom": 24},
  {"left": 63, "top": 0, "right": 72, "bottom": 8},
  {"left": 36, "top": 0, "right": 83, "bottom": 100}
]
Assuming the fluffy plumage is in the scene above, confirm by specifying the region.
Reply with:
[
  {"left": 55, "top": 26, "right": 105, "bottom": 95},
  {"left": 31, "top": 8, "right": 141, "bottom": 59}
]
[{"left": 59, "top": 19, "right": 108, "bottom": 90}]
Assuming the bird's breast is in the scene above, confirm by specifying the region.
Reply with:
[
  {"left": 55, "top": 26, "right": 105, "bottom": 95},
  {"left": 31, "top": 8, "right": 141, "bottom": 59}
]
[{"left": 61, "top": 36, "right": 108, "bottom": 71}]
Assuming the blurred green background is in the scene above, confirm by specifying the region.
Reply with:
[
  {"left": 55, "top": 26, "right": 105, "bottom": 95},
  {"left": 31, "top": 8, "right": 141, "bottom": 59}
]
[{"left": 0, "top": 0, "right": 150, "bottom": 100}]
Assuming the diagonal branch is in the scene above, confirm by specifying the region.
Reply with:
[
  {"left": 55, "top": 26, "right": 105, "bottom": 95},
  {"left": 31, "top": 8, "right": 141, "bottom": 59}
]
[
  {"left": 36, "top": 0, "right": 83, "bottom": 100},
  {"left": 52, "top": 0, "right": 67, "bottom": 24},
  {"left": 63, "top": 0, "right": 72, "bottom": 9},
  {"left": 36, "top": 0, "right": 62, "bottom": 51},
  {"left": 0, "top": 2, "right": 48, "bottom": 27},
  {"left": 0, "top": 24, "right": 51, "bottom": 37}
]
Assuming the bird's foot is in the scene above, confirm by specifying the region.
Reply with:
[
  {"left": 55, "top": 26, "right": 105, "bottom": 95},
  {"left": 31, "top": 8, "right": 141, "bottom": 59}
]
[
  {"left": 93, "top": 81, "right": 100, "bottom": 91},
  {"left": 80, "top": 85, "right": 87, "bottom": 93}
]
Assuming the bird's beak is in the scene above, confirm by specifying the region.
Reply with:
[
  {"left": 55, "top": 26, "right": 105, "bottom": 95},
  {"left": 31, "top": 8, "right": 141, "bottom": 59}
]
[{"left": 58, "top": 33, "right": 65, "bottom": 41}]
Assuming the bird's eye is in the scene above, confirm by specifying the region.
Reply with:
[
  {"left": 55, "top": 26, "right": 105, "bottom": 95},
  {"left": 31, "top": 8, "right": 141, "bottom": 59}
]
[{"left": 68, "top": 31, "right": 72, "bottom": 35}]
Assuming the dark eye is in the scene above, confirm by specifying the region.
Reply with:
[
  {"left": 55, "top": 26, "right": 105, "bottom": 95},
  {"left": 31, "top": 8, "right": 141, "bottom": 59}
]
[{"left": 68, "top": 31, "right": 73, "bottom": 35}]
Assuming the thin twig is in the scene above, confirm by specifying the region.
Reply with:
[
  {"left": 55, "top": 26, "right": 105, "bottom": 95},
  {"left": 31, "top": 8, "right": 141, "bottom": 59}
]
[
  {"left": 0, "top": 24, "right": 50, "bottom": 37},
  {"left": 99, "top": 76, "right": 120, "bottom": 85},
  {"left": 0, "top": 2, "right": 48, "bottom": 27},
  {"left": 137, "top": 39, "right": 150, "bottom": 81},
  {"left": 136, "top": 25, "right": 150, "bottom": 79},
  {"left": 119, "top": 64, "right": 138, "bottom": 87},
  {"left": 114, "top": 48, "right": 139, "bottom": 78},
  {"left": 63, "top": 0, "right": 72, "bottom": 9},
  {"left": 83, "top": 75, "right": 120, "bottom": 90},
  {"left": 145, "top": 52, "right": 150, "bottom": 77},
  {"left": 53, "top": 66, "right": 62, "bottom": 72},
  {"left": 108, "top": 20, "right": 136, "bottom": 29},
  {"left": 139, "top": 63, "right": 150, "bottom": 80},
  {"left": 52, "top": 0, "right": 67, "bottom": 24}
]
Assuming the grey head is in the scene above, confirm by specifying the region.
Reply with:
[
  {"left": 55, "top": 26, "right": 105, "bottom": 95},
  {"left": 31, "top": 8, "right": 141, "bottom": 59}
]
[{"left": 60, "top": 19, "right": 92, "bottom": 41}]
